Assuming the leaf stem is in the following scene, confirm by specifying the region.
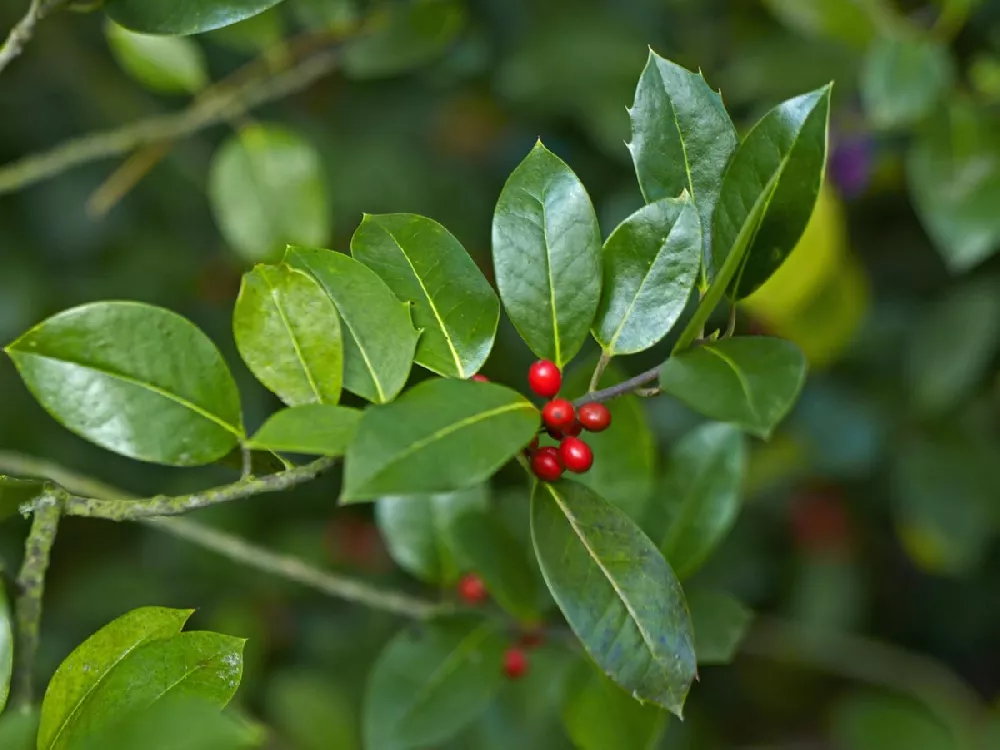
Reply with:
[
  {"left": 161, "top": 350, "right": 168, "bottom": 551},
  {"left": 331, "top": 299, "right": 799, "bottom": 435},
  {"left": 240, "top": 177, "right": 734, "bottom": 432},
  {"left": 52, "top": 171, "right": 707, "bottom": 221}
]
[
  {"left": 12, "top": 493, "right": 61, "bottom": 709},
  {"left": 588, "top": 351, "right": 612, "bottom": 392}
]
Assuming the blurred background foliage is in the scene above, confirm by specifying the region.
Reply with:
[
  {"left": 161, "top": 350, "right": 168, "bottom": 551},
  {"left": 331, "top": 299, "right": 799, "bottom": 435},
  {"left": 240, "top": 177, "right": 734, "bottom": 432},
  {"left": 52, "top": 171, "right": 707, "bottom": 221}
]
[{"left": 1, "top": 0, "right": 999, "bottom": 747}]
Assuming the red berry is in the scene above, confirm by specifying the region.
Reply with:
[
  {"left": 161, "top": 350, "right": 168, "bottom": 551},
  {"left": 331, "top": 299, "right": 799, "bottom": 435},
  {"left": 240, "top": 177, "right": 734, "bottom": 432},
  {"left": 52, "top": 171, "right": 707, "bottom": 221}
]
[
  {"left": 518, "top": 627, "right": 545, "bottom": 649},
  {"left": 531, "top": 447, "right": 563, "bottom": 482},
  {"left": 457, "top": 573, "right": 488, "bottom": 604},
  {"left": 528, "top": 360, "right": 561, "bottom": 398},
  {"left": 791, "top": 489, "right": 849, "bottom": 554},
  {"left": 559, "top": 437, "right": 593, "bottom": 473},
  {"left": 526, "top": 435, "right": 540, "bottom": 453},
  {"left": 503, "top": 647, "right": 529, "bottom": 680},
  {"left": 577, "top": 402, "right": 611, "bottom": 432},
  {"left": 471, "top": 374, "right": 490, "bottom": 383},
  {"left": 542, "top": 399, "right": 575, "bottom": 433}
]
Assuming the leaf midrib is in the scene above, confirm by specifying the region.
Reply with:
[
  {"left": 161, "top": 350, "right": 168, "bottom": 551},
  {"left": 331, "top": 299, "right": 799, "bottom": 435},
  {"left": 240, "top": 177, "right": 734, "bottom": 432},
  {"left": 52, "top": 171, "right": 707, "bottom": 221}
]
[
  {"left": 660, "top": 440, "right": 729, "bottom": 559},
  {"left": 652, "top": 59, "right": 697, "bottom": 206},
  {"left": 262, "top": 271, "right": 323, "bottom": 403},
  {"left": 701, "top": 346, "right": 759, "bottom": 424}
]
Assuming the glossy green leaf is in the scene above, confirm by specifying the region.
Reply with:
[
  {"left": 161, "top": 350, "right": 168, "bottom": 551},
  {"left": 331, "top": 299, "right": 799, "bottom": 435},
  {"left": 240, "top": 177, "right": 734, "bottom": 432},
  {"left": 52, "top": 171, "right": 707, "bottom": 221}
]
[
  {"left": 492, "top": 141, "right": 602, "bottom": 367},
  {"left": 592, "top": 198, "right": 701, "bottom": 355},
  {"left": 62, "top": 632, "right": 244, "bottom": 748},
  {"left": 364, "top": 616, "right": 507, "bottom": 750},
  {"left": 659, "top": 423, "right": 746, "bottom": 578},
  {"left": 342, "top": 379, "right": 538, "bottom": 502},
  {"left": 830, "top": 691, "right": 961, "bottom": 750},
  {"left": 450, "top": 507, "right": 542, "bottom": 622},
  {"left": 0, "top": 586, "right": 11, "bottom": 714},
  {"left": 105, "top": 0, "right": 286, "bottom": 35},
  {"left": 234, "top": 264, "right": 343, "bottom": 407},
  {"left": 906, "top": 277, "right": 1000, "bottom": 415},
  {"left": 352, "top": 213, "right": 499, "bottom": 378},
  {"left": 105, "top": 22, "right": 207, "bottom": 94},
  {"left": 0, "top": 476, "right": 44, "bottom": 523},
  {"left": 375, "top": 485, "right": 488, "bottom": 585},
  {"left": 38, "top": 606, "right": 193, "bottom": 750},
  {"left": 687, "top": 588, "right": 752, "bottom": 665},
  {"left": 659, "top": 337, "right": 807, "bottom": 438},
  {"left": 6, "top": 302, "right": 242, "bottom": 466},
  {"left": 0, "top": 710, "right": 37, "bottom": 750},
  {"left": 561, "top": 659, "right": 667, "bottom": 750},
  {"left": 247, "top": 405, "right": 361, "bottom": 456},
  {"left": 861, "top": 35, "right": 954, "bottom": 130},
  {"left": 343, "top": 0, "right": 464, "bottom": 79},
  {"left": 531, "top": 481, "right": 696, "bottom": 716},
  {"left": 712, "top": 85, "right": 832, "bottom": 299},
  {"left": 286, "top": 247, "right": 418, "bottom": 404},
  {"left": 204, "top": 7, "right": 284, "bottom": 53},
  {"left": 209, "top": 125, "right": 329, "bottom": 264},
  {"left": 907, "top": 99, "right": 1000, "bottom": 272},
  {"left": 628, "top": 51, "right": 737, "bottom": 263}
]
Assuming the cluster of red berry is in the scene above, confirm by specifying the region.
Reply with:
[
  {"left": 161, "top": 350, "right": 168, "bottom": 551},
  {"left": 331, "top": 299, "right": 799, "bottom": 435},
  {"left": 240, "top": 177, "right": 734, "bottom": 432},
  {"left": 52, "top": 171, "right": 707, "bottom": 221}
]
[
  {"left": 524, "top": 360, "right": 611, "bottom": 481},
  {"left": 457, "top": 573, "right": 541, "bottom": 680}
]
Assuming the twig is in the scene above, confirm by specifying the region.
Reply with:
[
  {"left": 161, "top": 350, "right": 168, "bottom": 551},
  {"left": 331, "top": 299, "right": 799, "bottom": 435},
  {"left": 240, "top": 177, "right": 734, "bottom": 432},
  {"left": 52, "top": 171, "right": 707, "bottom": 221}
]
[
  {"left": 573, "top": 365, "right": 660, "bottom": 407},
  {"left": 0, "top": 451, "right": 443, "bottom": 620},
  {"left": 0, "top": 47, "right": 340, "bottom": 195},
  {"left": 0, "top": 0, "right": 65, "bottom": 77},
  {"left": 12, "top": 494, "right": 61, "bottom": 709}
]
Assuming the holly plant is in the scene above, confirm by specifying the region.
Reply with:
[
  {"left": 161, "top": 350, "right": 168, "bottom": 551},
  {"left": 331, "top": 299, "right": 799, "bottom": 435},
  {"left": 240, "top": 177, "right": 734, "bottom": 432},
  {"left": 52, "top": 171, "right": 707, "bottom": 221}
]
[{"left": 0, "top": 49, "right": 829, "bottom": 750}]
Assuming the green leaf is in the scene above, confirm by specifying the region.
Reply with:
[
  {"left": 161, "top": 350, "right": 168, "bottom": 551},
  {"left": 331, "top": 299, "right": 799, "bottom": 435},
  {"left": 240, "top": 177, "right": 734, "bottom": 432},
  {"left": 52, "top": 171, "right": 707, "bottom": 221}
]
[
  {"left": 291, "top": 0, "right": 358, "bottom": 33},
  {"left": 492, "top": 141, "right": 602, "bottom": 367},
  {"left": 450, "top": 507, "right": 542, "bottom": 622},
  {"left": 0, "top": 586, "right": 11, "bottom": 714},
  {"left": 659, "top": 337, "right": 807, "bottom": 439},
  {"left": 364, "top": 616, "right": 507, "bottom": 750},
  {"left": 561, "top": 658, "right": 667, "bottom": 750},
  {"left": 0, "top": 710, "right": 37, "bottom": 750},
  {"left": 861, "top": 35, "right": 954, "bottom": 130},
  {"left": 907, "top": 99, "right": 1000, "bottom": 272},
  {"left": 265, "top": 670, "right": 359, "bottom": 750},
  {"left": 105, "top": 0, "right": 286, "bottom": 35},
  {"left": 762, "top": 0, "right": 886, "bottom": 45},
  {"left": 658, "top": 423, "right": 746, "bottom": 578},
  {"left": 830, "top": 690, "right": 961, "bottom": 750},
  {"left": 105, "top": 21, "right": 207, "bottom": 94},
  {"left": 0, "top": 476, "right": 45, "bottom": 523},
  {"left": 6, "top": 302, "right": 242, "bottom": 466},
  {"left": 247, "top": 405, "right": 361, "bottom": 456},
  {"left": 628, "top": 51, "right": 737, "bottom": 264},
  {"left": 906, "top": 276, "right": 1000, "bottom": 415},
  {"left": 204, "top": 7, "right": 284, "bottom": 53},
  {"left": 209, "top": 125, "right": 329, "bottom": 264},
  {"left": 342, "top": 0, "right": 465, "bottom": 79},
  {"left": 62, "top": 632, "right": 244, "bottom": 748},
  {"left": 531, "top": 481, "right": 696, "bottom": 716},
  {"left": 375, "top": 485, "right": 488, "bottom": 585},
  {"left": 342, "top": 379, "right": 538, "bottom": 503},
  {"left": 286, "top": 247, "right": 418, "bottom": 404},
  {"left": 712, "top": 85, "right": 832, "bottom": 299},
  {"left": 592, "top": 198, "right": 701, "bottom": 355},
  {"left": 351, "top": 214, "right": 499, "bottom": 378},
  {"left": 38, "top": 606, "right": 193, "bottom": 750},
  {"left": 687, "top": 588, "right": 753, "bottom": 665},
  {"left": 234, "top": 264, "right": 343, "bottom": 407}
]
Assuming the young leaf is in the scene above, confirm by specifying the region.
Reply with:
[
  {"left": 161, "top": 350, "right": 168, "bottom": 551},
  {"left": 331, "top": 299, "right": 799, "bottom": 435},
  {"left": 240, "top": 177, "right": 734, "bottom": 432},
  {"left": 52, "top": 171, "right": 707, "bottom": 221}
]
[
  {"left": 531, "top": 481, "right": 696, "bottom": 716},
  {"left": 105, "top": 22, "right": 207, "bottom": 94},
  {"left": 628, "top": 51, "right": 737, "bottom": 263},
  {"left": 561, "top": 659, "right": 667, "bottom": 750},
  {"left": 62, "top": 632, "right": 244, "bottom": 748},
  {"left": 0, "top": 476, "right": 45, "bottom": 523},
  {"left": 592, "top": 197, "right": 701, "bottom": 356},
  {"left": 6, "top": 302, "right": 243, "bottom": 466},
  {"left": 450, "top": 507, "right": 542, "bottom": 622},
  {"left": 492, "top": 141, "right": 602, "bottom": 367},
  {"left": 0, "top": 586, "right": 11, "bottom": 714},
  {"left": 286, "top": 247, "right": 418, "bottom": 403},
  {"left": 364, "top": 616, "right": 507, "bottom": 749},
  {"left": 38, "top": 606, "right": 193, "bottom": 750},
  {"left": 105, "top": 0, "right": 286, "bottom": 35},
  {"left": 342, "top": 379, "right": 538, "bottom": 502},
  {"left": 658, "top": 423, "right": 746, "bottom": 578},
  {"left": 907, "top": 99, "right": 1000, "bottom": 272},
  {"left": 209, "top": 125, "right": 329, "bottom": 263},
  {"left": 659, "top": 337, "right": 807, "bottom": 438},
  {"left": 375, "top": 485, "right": 488, "bottom": 585},
  {"left": 861, "top": 35, "right": 954, "bottom": 130},
  {"left": 712, "top": 85, "right": 832, "bottom": 299},
  {"left": 351, "top": 213, "right": 499, "bottom": 378},
  {"left": 247, "top": 405, "right": 362, "bottom": 456},
  {"left": 234, "top": 264, "right": 343, "bottom": 407},
  {"left": 687, "top": 588, "right": 753, "bottom": 665}
]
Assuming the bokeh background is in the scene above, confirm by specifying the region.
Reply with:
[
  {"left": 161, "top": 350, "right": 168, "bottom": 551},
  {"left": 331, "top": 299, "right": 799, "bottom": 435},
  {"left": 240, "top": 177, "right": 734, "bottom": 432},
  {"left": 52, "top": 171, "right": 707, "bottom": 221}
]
[{"left": 1, "top": 0, "right": 999, "bottom": 747}]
